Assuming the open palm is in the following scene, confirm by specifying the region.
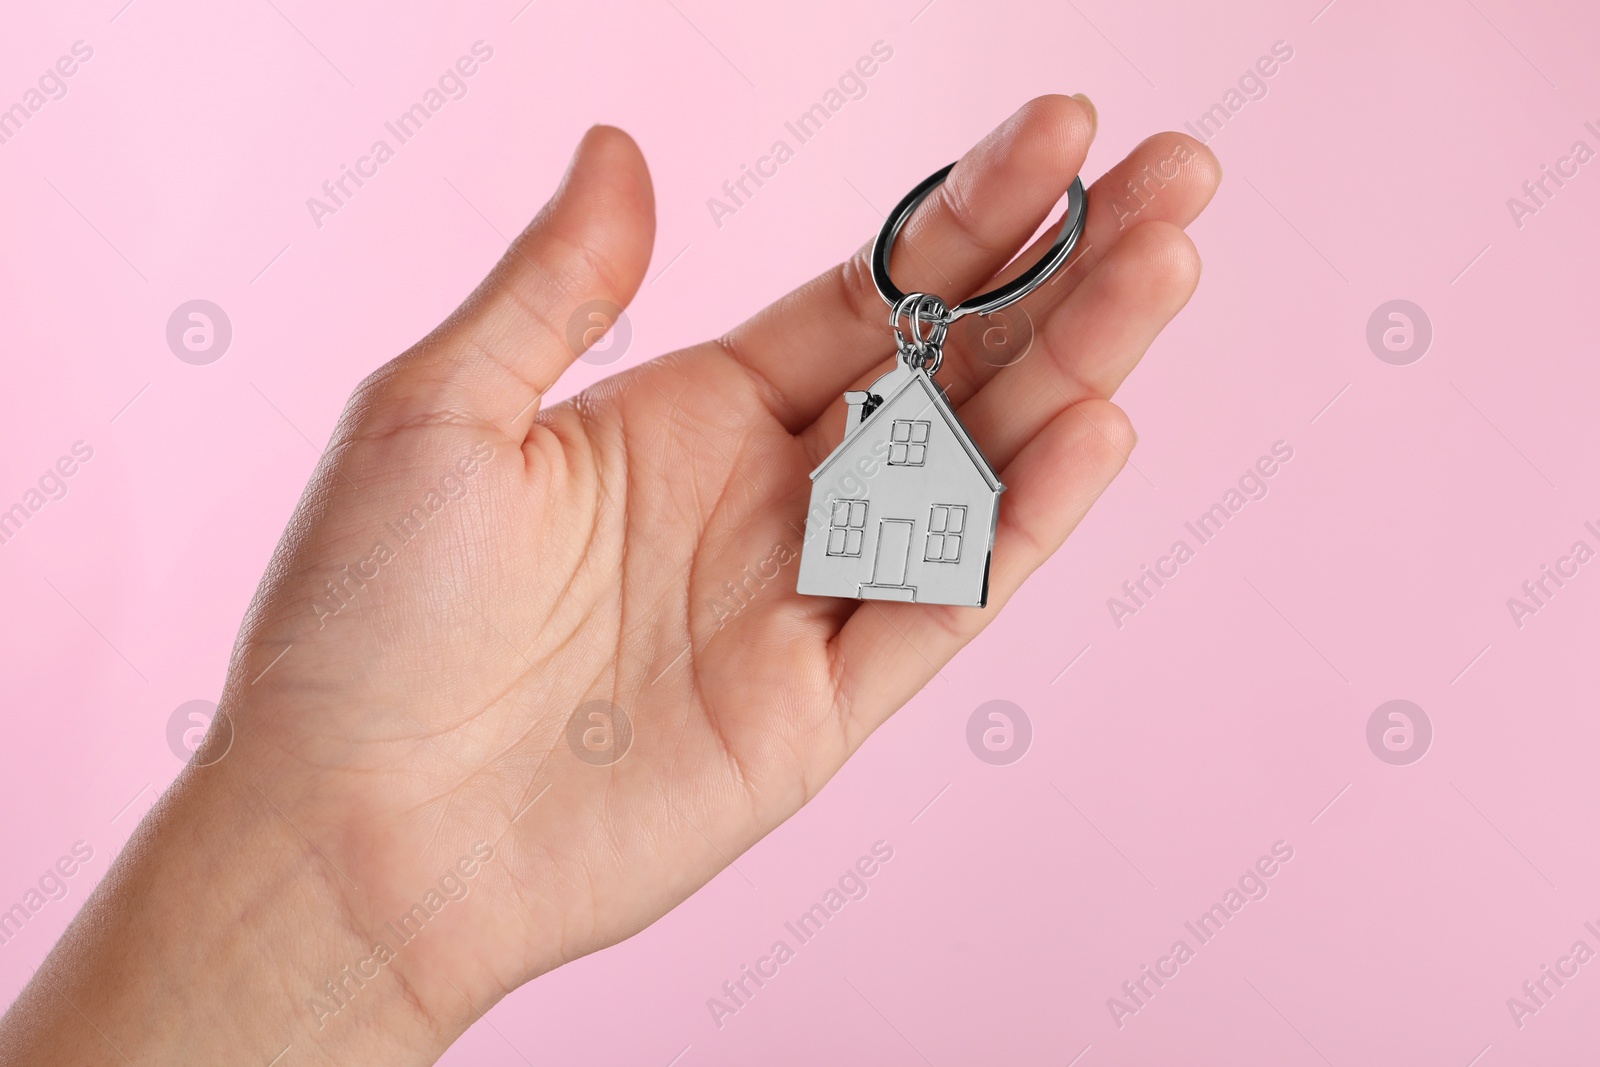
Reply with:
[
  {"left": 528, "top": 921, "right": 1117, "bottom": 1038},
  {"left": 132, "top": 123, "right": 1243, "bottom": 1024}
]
[{"left": 214, "top": 96, "right": 1219, "bottom": 1026}]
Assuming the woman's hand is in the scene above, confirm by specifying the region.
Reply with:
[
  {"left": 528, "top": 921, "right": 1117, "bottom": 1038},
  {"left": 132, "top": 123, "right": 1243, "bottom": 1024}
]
[{"left": 0, "top": 95, "right": 1218, "bottom": 1066}]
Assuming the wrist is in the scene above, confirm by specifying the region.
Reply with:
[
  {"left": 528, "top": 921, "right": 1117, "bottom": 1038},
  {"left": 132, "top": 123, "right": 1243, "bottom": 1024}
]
[{"left": 0, "top": 753, "right": 468, "bottom": 1067}]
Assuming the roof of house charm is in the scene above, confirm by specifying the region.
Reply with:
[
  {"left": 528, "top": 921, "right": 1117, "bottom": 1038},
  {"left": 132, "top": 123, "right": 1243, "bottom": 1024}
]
[{"left": 796, "top": 361, "right": 1002, "bottom": 607}]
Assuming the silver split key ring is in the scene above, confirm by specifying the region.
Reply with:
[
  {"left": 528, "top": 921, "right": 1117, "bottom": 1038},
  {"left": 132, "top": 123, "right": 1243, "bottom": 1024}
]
[
  {"left": 872, "top": 163, "right": 1088, "bottom": 374},
  {"left": 795, "top": 161, "right": 1089, "bottom": 609}
]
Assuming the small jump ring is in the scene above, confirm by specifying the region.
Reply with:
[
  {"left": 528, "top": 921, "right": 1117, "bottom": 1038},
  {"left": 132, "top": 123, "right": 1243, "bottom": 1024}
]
[
  {"left": 871, "top": 163, "right": 1087, "bottom": 322},
  {"left": 891, "top": 292, "right": 949, "bottom": 374}
]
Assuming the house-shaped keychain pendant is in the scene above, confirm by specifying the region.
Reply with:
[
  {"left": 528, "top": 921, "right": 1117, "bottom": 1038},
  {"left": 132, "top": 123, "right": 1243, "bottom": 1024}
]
[
  {"left": 794, "top": 160, "right": 1085, "bottom": 609},
  {"left": 796, "top": 360, "right": 1002, "bottom": 607}
]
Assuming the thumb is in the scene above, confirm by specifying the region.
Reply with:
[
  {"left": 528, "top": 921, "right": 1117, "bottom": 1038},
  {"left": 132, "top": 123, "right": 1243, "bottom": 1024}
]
[{"left": 372, "top": 125, "right": 656, "bottom": 439}]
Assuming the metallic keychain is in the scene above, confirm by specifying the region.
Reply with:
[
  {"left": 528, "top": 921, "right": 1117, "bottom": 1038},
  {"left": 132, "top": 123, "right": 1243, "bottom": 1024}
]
[{"left": 796, "top": 163, "right": 1087, "bottom": 607}]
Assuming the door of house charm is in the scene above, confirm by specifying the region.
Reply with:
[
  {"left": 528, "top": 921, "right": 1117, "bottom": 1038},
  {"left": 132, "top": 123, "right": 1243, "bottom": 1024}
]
[{"left": 871, "top": 519, "right": 913, "bottom": 588}]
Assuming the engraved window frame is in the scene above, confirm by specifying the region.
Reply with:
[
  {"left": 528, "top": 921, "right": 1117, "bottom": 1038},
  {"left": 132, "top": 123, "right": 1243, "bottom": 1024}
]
[
  {"left": 924, "top": 504, "right": 967, "bottom": 563},
  {"left": 825, "top": 498, "right": 868, "bottom": 557},
  {"left": 887, "top": 419, "right": 931, "bottom": 467}
]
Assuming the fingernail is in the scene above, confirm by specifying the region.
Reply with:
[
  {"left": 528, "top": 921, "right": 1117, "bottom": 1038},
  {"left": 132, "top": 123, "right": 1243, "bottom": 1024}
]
[{"left": 1071, "top": 93, "right": 1097, "bottom": 136}]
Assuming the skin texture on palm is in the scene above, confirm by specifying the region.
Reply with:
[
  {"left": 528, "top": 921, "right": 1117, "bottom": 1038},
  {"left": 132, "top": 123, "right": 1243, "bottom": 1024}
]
[{"left": 0, "top": 96, "right": 1219, "bottom": 1066}]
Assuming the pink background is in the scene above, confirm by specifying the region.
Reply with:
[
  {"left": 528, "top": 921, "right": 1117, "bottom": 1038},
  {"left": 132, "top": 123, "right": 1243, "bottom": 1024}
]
[{"left": 3, "top": 0, "right": 1599, "bottom": 1062}]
